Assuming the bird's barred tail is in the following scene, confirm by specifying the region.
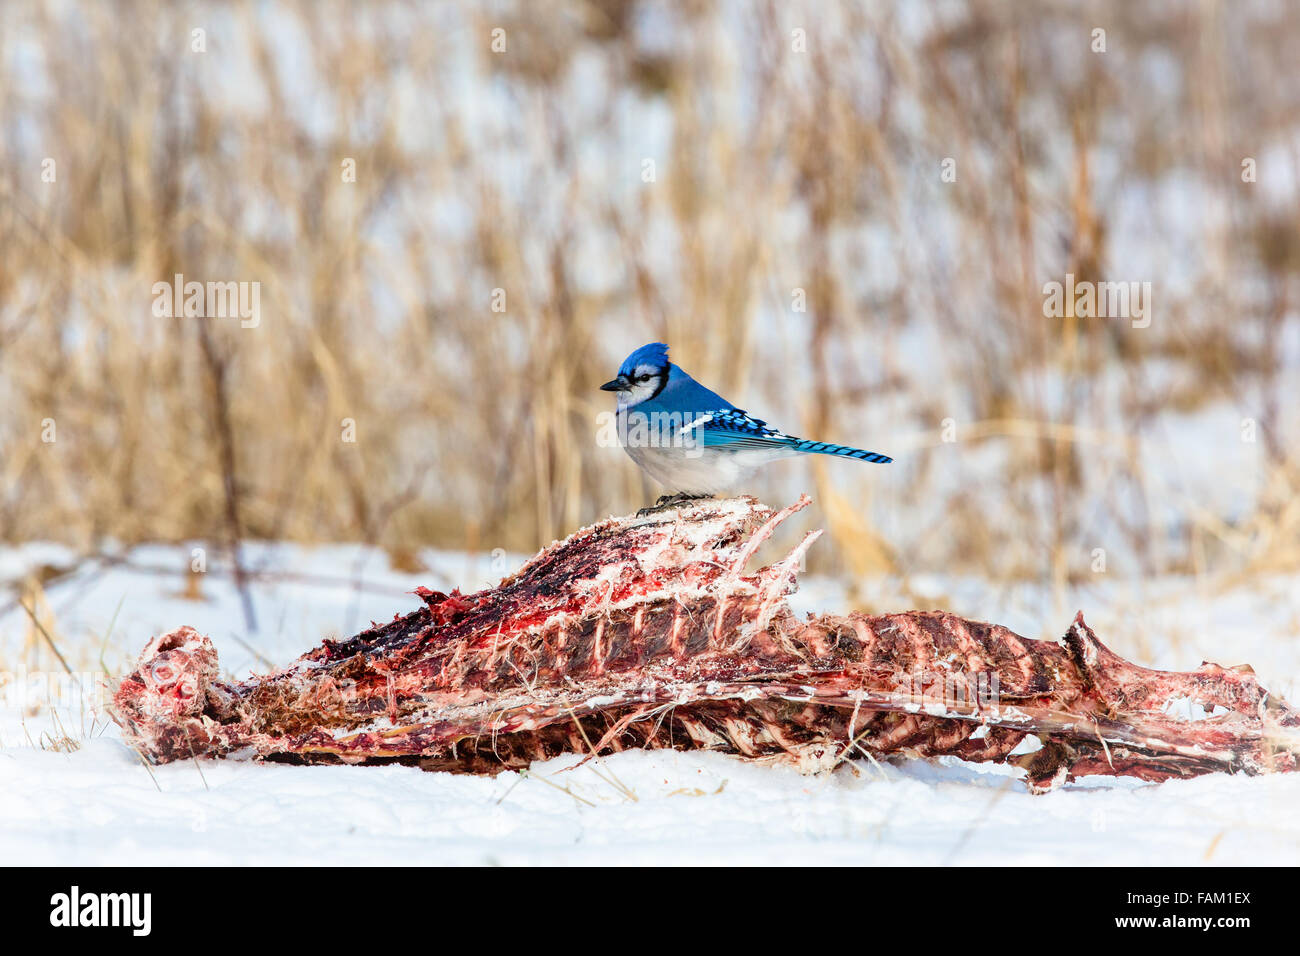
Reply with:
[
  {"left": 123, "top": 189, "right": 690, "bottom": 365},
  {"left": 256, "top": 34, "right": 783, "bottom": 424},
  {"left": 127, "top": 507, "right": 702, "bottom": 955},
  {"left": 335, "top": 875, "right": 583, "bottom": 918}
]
[{"left": 791, "top": 439, "right": 892, "bottom": 463}]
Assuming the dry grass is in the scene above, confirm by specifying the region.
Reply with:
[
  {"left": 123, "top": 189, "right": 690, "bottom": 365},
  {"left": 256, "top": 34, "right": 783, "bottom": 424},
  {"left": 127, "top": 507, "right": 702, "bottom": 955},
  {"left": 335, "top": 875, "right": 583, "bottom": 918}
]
[{"left": 0, "top": 0, "right": 1297, "bottom": 598}]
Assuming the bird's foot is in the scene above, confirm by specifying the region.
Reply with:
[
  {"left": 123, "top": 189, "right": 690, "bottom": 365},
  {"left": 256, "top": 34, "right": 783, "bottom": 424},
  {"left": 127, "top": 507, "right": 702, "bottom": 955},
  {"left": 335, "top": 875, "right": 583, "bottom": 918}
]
[{"left": 636, "top": 493, "right": 715, "bottom": 517}]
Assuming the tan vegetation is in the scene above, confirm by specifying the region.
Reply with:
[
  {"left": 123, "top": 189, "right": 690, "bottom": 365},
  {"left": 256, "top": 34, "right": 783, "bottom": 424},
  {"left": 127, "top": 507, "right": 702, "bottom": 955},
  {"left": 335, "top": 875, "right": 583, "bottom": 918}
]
[{"left": 1, "top": 0, "right": 1297, "bottom": 600}]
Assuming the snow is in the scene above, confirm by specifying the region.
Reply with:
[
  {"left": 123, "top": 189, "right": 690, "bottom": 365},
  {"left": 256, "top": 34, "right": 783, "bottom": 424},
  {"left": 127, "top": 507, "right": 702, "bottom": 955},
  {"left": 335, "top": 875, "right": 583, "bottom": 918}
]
[
  {"left": 1160, "top": 697, "right": 1230, "bottom": 723},
  {"left": 2, "top": 540, "right": 1299, "bottom": 865}
]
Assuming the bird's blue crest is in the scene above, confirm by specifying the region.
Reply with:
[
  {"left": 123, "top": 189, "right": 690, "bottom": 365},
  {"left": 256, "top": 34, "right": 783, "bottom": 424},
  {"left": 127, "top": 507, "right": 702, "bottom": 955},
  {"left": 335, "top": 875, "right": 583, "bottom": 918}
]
[{"left": 618, "top": 342, "right": 670, "bottom": 376}]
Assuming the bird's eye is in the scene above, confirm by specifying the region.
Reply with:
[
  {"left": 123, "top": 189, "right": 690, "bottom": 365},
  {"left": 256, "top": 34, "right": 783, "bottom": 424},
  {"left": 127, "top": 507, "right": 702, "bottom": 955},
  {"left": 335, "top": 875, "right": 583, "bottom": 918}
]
[{"left": 636, "top": 374, "right": 650, "bottom": 383}]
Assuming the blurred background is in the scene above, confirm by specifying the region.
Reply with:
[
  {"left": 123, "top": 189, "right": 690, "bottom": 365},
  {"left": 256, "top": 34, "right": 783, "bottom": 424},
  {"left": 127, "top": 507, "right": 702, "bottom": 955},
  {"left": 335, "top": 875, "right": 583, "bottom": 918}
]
[{"left": 2, "top": 0, "right": 1298, "bottom": 624}]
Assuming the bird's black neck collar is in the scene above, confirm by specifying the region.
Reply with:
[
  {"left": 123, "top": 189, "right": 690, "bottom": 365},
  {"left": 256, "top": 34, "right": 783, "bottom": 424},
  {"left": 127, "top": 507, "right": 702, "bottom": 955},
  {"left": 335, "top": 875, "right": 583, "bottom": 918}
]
[{"left": 647, "top": 364, "right": 671, "bottom": 401}]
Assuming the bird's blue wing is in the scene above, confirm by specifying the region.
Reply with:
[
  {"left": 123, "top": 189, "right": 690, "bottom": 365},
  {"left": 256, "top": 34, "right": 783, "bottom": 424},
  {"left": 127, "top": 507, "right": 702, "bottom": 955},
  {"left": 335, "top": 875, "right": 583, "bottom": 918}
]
[
  {"left": 686, "top": 409, "right": 796, "bottom": 449},
  {"left": 686, "top": 410, "right": 892, "bottom": 463}
]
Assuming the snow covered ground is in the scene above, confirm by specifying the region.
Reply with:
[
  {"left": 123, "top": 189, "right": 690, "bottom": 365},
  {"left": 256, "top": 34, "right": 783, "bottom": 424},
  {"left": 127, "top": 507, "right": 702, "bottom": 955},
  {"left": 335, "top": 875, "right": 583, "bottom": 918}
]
[{"left": 2, "top": 538, "right": 1298, "bottom": 866}]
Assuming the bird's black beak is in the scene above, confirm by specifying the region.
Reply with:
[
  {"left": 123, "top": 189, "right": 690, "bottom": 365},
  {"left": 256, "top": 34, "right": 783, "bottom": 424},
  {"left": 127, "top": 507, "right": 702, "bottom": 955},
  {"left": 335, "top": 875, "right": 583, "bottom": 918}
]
[{"left": 600, "top": 377, "right": 628, "bottom": 392}]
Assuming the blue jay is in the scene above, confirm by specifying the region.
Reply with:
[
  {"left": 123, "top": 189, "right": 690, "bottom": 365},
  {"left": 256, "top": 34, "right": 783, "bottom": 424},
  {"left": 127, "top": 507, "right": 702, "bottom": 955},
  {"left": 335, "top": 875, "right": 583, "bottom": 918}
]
[{"left": 601, "top": 343, "right": 891, "bottom": 508}]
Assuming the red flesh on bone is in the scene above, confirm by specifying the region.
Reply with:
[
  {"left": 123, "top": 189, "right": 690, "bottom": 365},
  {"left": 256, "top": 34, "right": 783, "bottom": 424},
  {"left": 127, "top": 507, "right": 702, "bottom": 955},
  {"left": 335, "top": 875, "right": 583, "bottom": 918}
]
[{"left": 111, "top": 496, "right": 1300, "bottom": 792}]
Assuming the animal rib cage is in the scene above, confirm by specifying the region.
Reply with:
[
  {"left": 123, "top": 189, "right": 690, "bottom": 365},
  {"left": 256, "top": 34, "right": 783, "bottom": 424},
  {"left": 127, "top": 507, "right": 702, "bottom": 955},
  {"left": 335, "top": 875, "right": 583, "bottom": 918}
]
[{"left": 112, "top": 496, "right": 1300, "bottom": 793}]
